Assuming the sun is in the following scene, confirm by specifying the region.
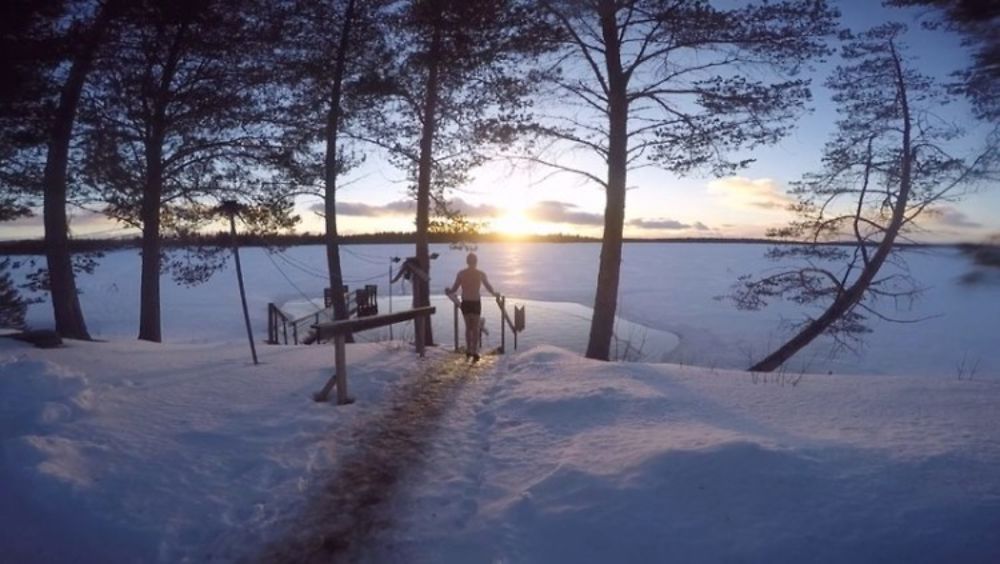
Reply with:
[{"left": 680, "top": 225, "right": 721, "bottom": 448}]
[{"left": 491, "top": 207, "right": 536, "bottom": 237}]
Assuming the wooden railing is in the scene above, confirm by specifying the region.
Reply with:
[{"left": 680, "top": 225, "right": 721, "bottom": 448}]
[
  {"left": 496, "top": 295, "right": 526, "bottom": 353},
  {"left": 445, "top": 291, "right": 525, "bottom": 354},
  {"left": 312, "top": 306, "right": 436, "bottom": 404},
  {"left": 267, "top": 303, "right": 324, "bottom": 345},
  {"left": 267, "top": 285, "right": 380, "bottom": 346}
]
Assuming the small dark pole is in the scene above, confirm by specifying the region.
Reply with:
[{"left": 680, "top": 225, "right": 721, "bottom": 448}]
[
  {"left": 389, "top": 256, "right": 400, "bottom": 340},
  {"left": 221, "top": 200, "right": 258, "bottom": 365},
  {"left": 499, "top": 295, "right": 506, "bottom": 354},
  {"left": 453, "top": 299, "right": 459, "bottom": 352}
]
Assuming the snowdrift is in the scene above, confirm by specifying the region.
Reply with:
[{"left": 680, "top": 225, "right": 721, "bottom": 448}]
[{"left": 2, "top": 340, "right": 999, "bottom": 562}]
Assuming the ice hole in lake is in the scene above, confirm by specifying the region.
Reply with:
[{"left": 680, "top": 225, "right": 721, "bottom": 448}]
[{"left": 279, "top": 295, "right": 680, "bottom": 363}]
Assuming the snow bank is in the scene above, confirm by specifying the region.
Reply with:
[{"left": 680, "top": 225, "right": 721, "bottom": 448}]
[
  {"left": 376, "top": 346, "right": 1000, "bottom": 563},
  {"left": 0, "top": 337, "right": 443, "bottom": 562},
  {"left": 1, "top": 356, "right": 92, "bottom": 439}
]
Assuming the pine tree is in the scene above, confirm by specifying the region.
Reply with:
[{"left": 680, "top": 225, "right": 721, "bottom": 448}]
[
  {"left": 730, "top": 24, "right": 998, "bottom": 372},
  {"left": 535, "top": 0, "right": 837, "bottom": 360},
  {"left": 272, "top": 0, "right": 393, "bottom": 328},
  {"left": 366, "top": 0, "right": 554, "bottom": 342},
  {"left": 886, "top": 0, "right": 998, "bottom": 121},
  {"left": 0, "top": 259, "right": 30, "bottom": 329},
  {"left": 1, "top": 0, "right": 123, "bottom": 340},
  {"left": 80, "top": 0, "right": 294, "bottom": 342}
]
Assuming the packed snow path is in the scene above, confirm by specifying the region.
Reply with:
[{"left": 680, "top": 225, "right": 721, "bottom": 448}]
[{"left": 261, "top": 353, "right": 498, "bottom": 562}]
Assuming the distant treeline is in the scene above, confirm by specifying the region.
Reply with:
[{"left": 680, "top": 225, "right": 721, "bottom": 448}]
[
  {"left": 959, "top": 241, "right": 1000, "bottom": 269},
  {"left": 0, "top": 231, "right": 955, "bottom": 256},
  {"left": 0, "top": 231, "right": 596, "bottom": 255}
]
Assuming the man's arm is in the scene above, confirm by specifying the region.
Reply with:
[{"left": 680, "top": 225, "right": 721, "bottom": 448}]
[
  {"left": 447, "top": 271, "right": 462, "bottom": 294},
  {"left": 481, "top": 272, "right": 497, "bottom": 297}
]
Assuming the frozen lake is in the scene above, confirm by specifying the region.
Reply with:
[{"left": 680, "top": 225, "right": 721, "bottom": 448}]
[
  {"left": 281, "top": 295, "right": 682, "bottom": 363},
  {"left": 16, "top": 242, "right": 1000, "bottom": 377}
]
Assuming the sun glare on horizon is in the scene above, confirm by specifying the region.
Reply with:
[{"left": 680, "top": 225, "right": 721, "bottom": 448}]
[{"left": 491, "top": 207, "right": 537, "bottom": 237}]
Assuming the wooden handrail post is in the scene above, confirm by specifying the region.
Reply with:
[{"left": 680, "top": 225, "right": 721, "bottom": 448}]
[
  {"left": 453, "top": 301, "right": 459, "bottom": 352},
  {"left": 499, "top": 295, "right": 506, "bottom": 354},
  {"left": 445, "top": 289, "right": 461, "bottom": 353},
  {"left": 267, "top": 303, "right": 273, "bottom": 344},
  {"left": 415, "top": 312, "right": 426, "bottom": 357},
  {"left": 312, "top": 306, "right": 435, "bottom": 403},
  {"left": 335, "top": 334, "right": 348, "bottom": 404}
]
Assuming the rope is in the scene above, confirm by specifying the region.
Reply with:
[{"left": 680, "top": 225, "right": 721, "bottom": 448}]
[
  {"left": 343, "top": 271, "right": 387, "bottom": 284},
  {"left": 266, "top": 248, "right": 386, "bottom": 315},
  {"left": 272, "top": 248, "right": 387, "bottom": 284},
  {"left": 264, "top": 250, "right": 326, "bottom": 312},
  {"left": 342, "top": 246, "right": 388, "bottom": 265},
  {"left": 272, "top": 251, "right": 327, "bottom": 279}
]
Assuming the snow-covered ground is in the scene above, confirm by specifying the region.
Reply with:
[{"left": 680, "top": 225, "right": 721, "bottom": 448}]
[
  {"left": 378, "top": 346, "right": 1000, "bottom": 563},
  {"left": 0, "top": 338, "right": 418, "bottom": 562},
  {"left": 2, "top": 242, "right": 999, "bottom": 561}
]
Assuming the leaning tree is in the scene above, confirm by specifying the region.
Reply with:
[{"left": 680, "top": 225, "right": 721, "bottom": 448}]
[
  {"left": 730, "top": 23, "right": 999, "bottom": 372},
  {"left": 534, "top": 0, "right": 838, "bottom": 360}
]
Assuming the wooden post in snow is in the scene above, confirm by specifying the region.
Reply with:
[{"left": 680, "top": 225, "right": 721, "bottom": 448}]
[
  {"left": 312, "top": 306, "right": 436, "bottom": 404},
  {"left": 499, "top": 295, "right": 506, "bottom": 354},
  {"left": 445, "top": 288, "right": 460, "bottom": 352},
  {"left": 334, "top": 334, "right": 347, "bottom": 404}
]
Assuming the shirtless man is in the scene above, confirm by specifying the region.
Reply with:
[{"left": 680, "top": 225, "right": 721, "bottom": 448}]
[{"left": 447, "top": 252, "right": 497, "bottom": 362}]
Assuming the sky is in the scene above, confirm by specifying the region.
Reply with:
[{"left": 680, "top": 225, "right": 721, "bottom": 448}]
[{"left": 2, "top": 0, "right": 997, "bottom": 243}]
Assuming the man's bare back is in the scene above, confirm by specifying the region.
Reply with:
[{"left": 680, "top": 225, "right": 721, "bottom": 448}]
[{"left": 449, "top": 267, "right": 495, "bottom": 301}]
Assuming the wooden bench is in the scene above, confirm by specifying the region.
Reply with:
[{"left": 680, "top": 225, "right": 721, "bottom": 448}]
[{"left": 311, "top": 306, "right": 436, "bottom": 404}]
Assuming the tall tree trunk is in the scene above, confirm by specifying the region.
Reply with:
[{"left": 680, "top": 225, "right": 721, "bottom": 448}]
[
  {"left": 42, "top": 4, "right": 117, "bottom": 340},
  {"left": 324, "top": 0, "right": 356, "bottom": 338},
  {"left": 413, "top": 20, "right": 443, "bottom": 346},
  {"left": 137, "top": 137, "right": 164, "bottom": 342},
  {"left": 751, "top": 41, "right": 913, "bottom": 372},
  {"left": 136, "top": 22, "right": 187, "bottom": 343},
  {"left": 586, "top": 0, "right": 628, "bottom": 361}
]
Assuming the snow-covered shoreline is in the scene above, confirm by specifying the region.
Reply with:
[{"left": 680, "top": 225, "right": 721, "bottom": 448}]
[{"left": 13, "top": 242, "right": 1000, "bottom": 377}]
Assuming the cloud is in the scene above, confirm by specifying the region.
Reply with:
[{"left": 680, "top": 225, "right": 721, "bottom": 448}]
[
  {"left": 525, "top": 201, "right": 604, "bottom": 226},
  {"left": 628, "top": 218, "right": 709, "bottom": 231},
  {"left": 6, "top": 210, "right": 112, "bottom": 228},
  {"left": 317, "top": 197, "right": 501, "bottom": 219},
  {"left": 449, "top": 198, "right": 502, "bottom": 218},
  {"left": 327, "top": 198, "right": 601, "bottom": 227},
  {"left": 926, "top": 206, "right": 982, "bottom": 229},
  {"left": 310, "top": 199, "right": 413, "bottom": 217},
  {"left": 707, "top": 176, "right": 791, "bottom": 210}
]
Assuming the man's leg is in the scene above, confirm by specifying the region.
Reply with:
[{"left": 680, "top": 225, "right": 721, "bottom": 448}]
[
  {"left": 471, "top": 314, "right": 481, "bottom": 358},
  {"left": 463, "top": 313, "right": 476, "bottom": 357}
]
